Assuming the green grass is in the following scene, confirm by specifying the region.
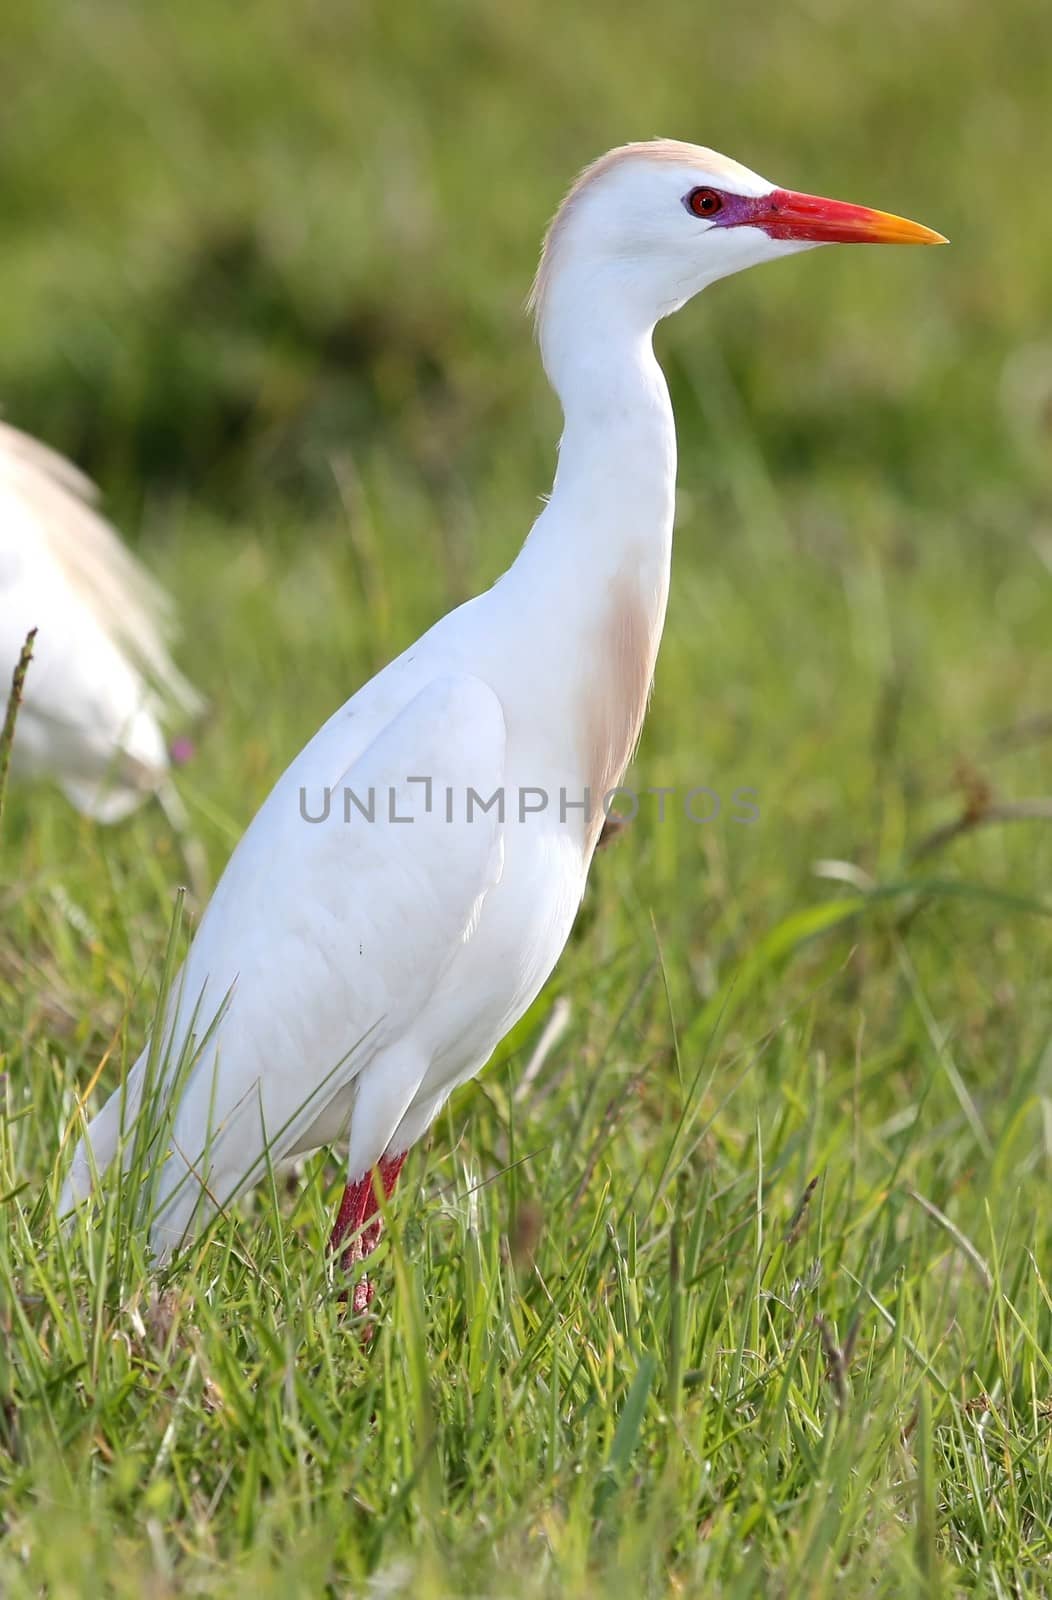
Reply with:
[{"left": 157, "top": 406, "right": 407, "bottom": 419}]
[{"left": 3, "top": 0, "right": 1052, "bottom": 1592}]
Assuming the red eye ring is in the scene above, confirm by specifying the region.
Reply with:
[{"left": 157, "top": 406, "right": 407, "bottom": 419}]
[{"left": 686, "top": 186, "right": 724, "bottom": 218}]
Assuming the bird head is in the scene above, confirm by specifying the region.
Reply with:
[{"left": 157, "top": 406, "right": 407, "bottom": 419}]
[{"left": 530, "top": 140, "right": 946, "bottom": 352}]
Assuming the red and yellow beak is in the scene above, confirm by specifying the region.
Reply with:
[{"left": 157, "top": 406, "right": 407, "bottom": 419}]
[{"left": 760, "top": 188, "right": 947, "bottom": 246}]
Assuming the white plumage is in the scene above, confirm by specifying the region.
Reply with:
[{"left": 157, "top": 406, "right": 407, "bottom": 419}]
[
  {"left": 61, "top": 141, "right": 943, "bottom": 1272},
  {"left": 0, "top": 422, "right": 200, "bottom": 822}
]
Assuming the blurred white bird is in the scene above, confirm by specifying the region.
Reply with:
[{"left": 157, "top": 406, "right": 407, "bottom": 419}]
[
  {"left": 0, "top": 421, "right": 201, "bottom": 823},
  {"left": 62, "top": 142, "right": 944, "bottom": 1294}
]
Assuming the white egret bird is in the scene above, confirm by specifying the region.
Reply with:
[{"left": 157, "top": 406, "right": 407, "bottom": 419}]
[
  {"left": 0, "top": 422, "right": 201, "bottom": 823},
  {"left": 61, "top": 142, "right": 944, "bottom": 1293}
]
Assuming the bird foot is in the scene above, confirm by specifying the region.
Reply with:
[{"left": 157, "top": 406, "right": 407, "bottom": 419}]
[
  {"left": 351, "top": 1273, "right": 375, "bottom": 1316},
  {"left": 332, "top": 1223, "right": 379, "bottom": 1336}
]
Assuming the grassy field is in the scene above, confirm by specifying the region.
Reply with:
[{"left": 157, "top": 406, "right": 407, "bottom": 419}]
[{"left": 3, "top": 0, "right": 1052, "bottom": 1592}]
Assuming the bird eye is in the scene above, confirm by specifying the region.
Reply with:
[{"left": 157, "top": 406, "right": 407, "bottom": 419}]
[{"left": 686, "top": 187, "right": 724, "bottom": 218}]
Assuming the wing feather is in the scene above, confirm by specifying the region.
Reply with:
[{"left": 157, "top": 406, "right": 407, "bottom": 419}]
[{"left": 66, "top": 670, "right": 507, "bottom": 1248}]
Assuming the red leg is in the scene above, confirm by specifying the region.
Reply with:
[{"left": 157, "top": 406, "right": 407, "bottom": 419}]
[
  {"left": 358, "top": 1152, "right": 407, "bottom": 1257},
  {"left": 328, "top": 1175, "right": 372, "bottom": 1259},
  {"left": 328, "top": 1152, "right": 407, "bottom": 1310}
]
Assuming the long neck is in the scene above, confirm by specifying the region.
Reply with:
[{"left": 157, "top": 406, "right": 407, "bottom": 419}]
[
  {"left": 502, "top": 284, "right": 677, "bottom": 848},
  {"left": 517, "top": 281, "right": 677, "bottom": 587}
]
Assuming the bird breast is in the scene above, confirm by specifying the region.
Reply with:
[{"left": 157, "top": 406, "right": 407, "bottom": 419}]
[{"left": 577, "top": 568, "right": 664, "bottom": 848}]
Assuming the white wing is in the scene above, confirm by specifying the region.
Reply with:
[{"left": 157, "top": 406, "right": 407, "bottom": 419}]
[
  {"left": 65, "top": 670, "right": 507, "bottom": 1251},
  {"left": 0, "top": 423, "right": 200, "bottom": 820}
]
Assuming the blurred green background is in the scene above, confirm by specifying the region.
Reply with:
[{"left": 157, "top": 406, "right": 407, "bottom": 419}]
[
  {"left": 4, "top": 0, "right": 1051, "bottom": 514},
  {"left": 6, "top": 0, "right": 1052, "bottom": 1175},
  {"left": 5, "top": 2, "right": 1052, "bottom": 1592},
  {"left": 4, "top": 0, "right": 1051, "bottom": 811}
]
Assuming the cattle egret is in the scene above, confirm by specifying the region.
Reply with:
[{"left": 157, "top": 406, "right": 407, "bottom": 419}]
[
  {"left": 0, "top": 422, "right": 201, "bottom": 823},
  {"left": 61, "top": 142, "right": 944, "bottom": 1298}
]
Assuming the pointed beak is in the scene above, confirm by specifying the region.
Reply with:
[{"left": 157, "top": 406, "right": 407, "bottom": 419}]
[{"left": 760, "top": 188, "right": 948, "bottom": 246}]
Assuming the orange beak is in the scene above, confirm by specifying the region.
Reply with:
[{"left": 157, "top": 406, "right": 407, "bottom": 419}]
[{"left": 760, "top": 188, "right": 948, "bottom": 246}]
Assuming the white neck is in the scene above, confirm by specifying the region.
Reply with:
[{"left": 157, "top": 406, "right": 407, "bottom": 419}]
[
  {"left": 497, "top": 274, "right": 677, "bottom": 848},
  {"left": 517, "top": 272, "right": 677, "bottom": 586}
]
